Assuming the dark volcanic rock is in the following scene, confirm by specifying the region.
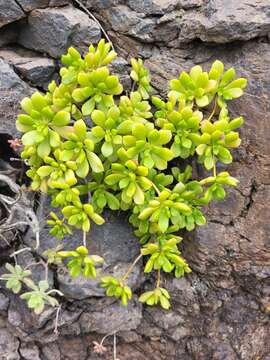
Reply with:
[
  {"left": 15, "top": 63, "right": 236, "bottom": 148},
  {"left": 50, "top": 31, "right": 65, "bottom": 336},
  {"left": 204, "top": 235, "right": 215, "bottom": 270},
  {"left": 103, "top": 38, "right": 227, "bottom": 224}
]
[
  {"left": 0, "top": 47, "right": 55, "bottom": 89},
  {"left": 18, "top": 0, "right": 70, "bottom": 12},
  {"left": 0, "top": 58, "right": 33, "bottom": 136},
  {"left": 17, "top": 0, "right": 50, "bottom": 12},
  {"left": 18, "top": 6, "right": 101, "bottom": 58},
  {"left": 24, "top": 196, "right": 143, "bottom": 300},
  {"left": 0, "top": 318, "right": 20, "bottom": 360},
  {"left": 79, "top": 299, "right": 142, "bottom": 334},
  {"left": 0, "top": 0, "right": 25, "bottom": 28},
  {"left": 19, "top": 343, "right": 41, "bottom": 360},
  {"left": 127, "top": 0, "right": 179, "bottom": 15},
  {"left": 178, "top": 0, "right": 270, "bottom": 44}
]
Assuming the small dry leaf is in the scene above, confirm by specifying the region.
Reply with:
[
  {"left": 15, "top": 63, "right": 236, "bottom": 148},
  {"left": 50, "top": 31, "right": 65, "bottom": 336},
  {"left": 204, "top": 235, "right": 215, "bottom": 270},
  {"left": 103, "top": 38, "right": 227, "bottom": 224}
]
[
  {"left": 8, "top": 138, "right": 22, "bottom": 151},
  {"left": 93, "top": 341, "right": 107, "bottom": 354}
]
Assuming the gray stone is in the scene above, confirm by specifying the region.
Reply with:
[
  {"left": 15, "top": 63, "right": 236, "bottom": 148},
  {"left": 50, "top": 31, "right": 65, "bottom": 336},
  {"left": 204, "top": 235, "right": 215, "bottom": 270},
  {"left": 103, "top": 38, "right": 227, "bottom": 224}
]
[
  {"left": 57, "top": 261, "right": 141, "bottom": 299},
  {"left": 0, "top": 293, "right": 9, "bottom": 311},
  {"left": 0, "top": 327, "right": 19, "bottom": 360},
  {"left": 178, "top": 0, "right": 203, "bottom": 8},
  {"left": 104, "top": 5, "right": 157, "bottom": 43},
  {"left": 127, "top": 0, "right": 178, "bottom": 15},
  {"left": 19, "top": 343, "right": 41, "bottom": 360},
  {"left": 83, "top": 0, "right": 121, "bottom": 10},
  {"left": 79, "top": 299, "right": 142, "bottom": 334},
  {"left": 105, "top": 5, "right": 142, "bottom": 34},
  {"left": 18, "top": 5, "right": 101, "bottom": 58},
  {"left": 0, "top": 47, "right": 55, "bottom": 89},
  {"left": 97, "top": 0, "right": 270, "bottom": 45},
  {"left": 178, "top": 0, "right": 270, "bottom": 44},
  {"left": 24, "top": 195, "right": 143, "bottom": 300},
  {"left": 8, "top": 296, "right": 81, "bottom": 342},
  {"left": 110, "top": 57, "right": 131, "bottom": 89},
  {"left": 25, "top": 197, "right": 141, "bottom": 263},
  {"left": 15, "top": 58, "right": 55, "bottom": 88},
  {"left": 0, "top": 0, "right": 25, "bottom": 28},
  {"left": 57, "top": 267, "right": 105, "bottom": 299},
  {"left": 205, "top": 186, "right": 246, "bottom": 224},
  {"left": 40, "top": 343, "right": 61, "bottom": 360},
  {"left": 0, "top": 59, "right": 33, "bottom": 136},
  {"left": 154, "top": 10, "right": 184, "bottom": 43}
]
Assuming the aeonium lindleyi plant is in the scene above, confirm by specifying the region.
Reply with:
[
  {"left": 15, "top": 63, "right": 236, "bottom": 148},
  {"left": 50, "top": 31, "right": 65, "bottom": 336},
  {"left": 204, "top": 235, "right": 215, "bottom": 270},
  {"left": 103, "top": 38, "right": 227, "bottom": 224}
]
[{"left": 1, "top": 39, "right": 247, "bottom": 313}]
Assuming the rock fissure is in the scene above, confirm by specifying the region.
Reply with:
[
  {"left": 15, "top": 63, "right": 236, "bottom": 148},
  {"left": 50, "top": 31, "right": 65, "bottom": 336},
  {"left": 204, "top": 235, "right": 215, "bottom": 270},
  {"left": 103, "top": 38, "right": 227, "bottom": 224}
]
[{"left": 13, "top": 0, "right": 28, "bottom": 15}]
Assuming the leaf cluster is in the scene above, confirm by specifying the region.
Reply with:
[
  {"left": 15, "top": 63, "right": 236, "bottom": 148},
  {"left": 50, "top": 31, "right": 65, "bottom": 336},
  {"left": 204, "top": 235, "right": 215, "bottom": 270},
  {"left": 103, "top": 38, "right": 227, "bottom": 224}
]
[
  {"left": 57, "top": 245, "right": 104, "bottom": 278},
  {"left": 100, "top": 276, "right": 132, "bottom": 306},
  {"left": 15, "top": 40, "right": 246, "bottom": 311},
  {"left": 0, "top": 264, "right": 61, "bottom": 314}
]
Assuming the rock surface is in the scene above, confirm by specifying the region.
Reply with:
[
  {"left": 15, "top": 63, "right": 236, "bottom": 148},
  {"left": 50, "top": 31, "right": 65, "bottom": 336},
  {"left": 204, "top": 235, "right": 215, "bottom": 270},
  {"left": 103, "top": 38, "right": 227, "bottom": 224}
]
[
  {"left": 17, "top": 0, "right": 70, "bottom": 12},
  {"left": 17, "top": 0, "right": 50, "bottom": 12},
  {"left": 0, "top": 1, "right": 25, "bottom": 28},
  {"left": 0, "top": 59, "right": 33, "bottom": 136},
  {"left": 24, "top": 196, "right": 143, "bottom": 299},
  {"left": 0, "top": 321, "right": 20, "bottom": 360},
  {"left": 0, "top": 0, "right": 269, "bottom": 359},
  {"left": 178, "top": 0, "right": 270, "bottom": 44},
  {"left": 18, "top": 6, "right": 101, "bottom": 58},
  {"left": 0, "top": 47, "right": 56, "bottom": 88}
]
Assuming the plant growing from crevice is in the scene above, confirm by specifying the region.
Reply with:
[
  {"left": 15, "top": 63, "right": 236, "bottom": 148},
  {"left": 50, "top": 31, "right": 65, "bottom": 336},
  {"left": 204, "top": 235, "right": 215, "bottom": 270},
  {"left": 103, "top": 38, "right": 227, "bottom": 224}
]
[
  {"left": 1, "top": 39, "right": 247, "bottom": 313},
  {"left": 0, "top": 262, "right": 62, "bottom": 315}
]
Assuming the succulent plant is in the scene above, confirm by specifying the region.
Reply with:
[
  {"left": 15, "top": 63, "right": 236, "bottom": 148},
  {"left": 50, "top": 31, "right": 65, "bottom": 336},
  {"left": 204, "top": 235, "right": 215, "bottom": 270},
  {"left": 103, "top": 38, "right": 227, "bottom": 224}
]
[{"left": 2, "top": 40, "right": 246, "bottom": 314}]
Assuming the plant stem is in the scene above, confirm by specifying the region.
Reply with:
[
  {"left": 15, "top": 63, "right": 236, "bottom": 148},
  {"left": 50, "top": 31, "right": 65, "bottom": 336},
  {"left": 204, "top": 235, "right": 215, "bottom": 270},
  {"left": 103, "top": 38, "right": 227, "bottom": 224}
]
[
  {"left": 113, "top": 332, "right": 117, "bottom": 360},
  {"left": 43, "top": 260, "right": 49, "bottom": 282},
  {"left": 131, "top": 80, "right": 136, "bottom": 92},
  {"left": 73, "top": 0, "right": 115, "bottom": 52},
  {"left": 47, "top": 289, "right": 64, "bottom": 296},
  {"left": 156, "top": 269, "right": 161, "bottom": 288},
  {"left": 213, "top": 160, "right": 217, "bottom": 178},
  {"left": 54, "top": 305, "right": 61, "bottom": 334},
  {"left": 34, "top": 231, "right": 40, "bottom": 250},
  {"left": 83, "top": 231, "right": 87, "bottom": 247},
  {"left": 120, "top": 253, "right": 143, "bottom": 283},
  {"left": 151, "top": 181, "right": 161, "bottom": 196},
  {"left": 207, "top": 97, "right": 217, "bottom": 122},
  {"left": 100, "top": 332, "right": 113, "bottom": 346},
  {"left": 10, "top": 247, "right": 31, "bottom": 258}
]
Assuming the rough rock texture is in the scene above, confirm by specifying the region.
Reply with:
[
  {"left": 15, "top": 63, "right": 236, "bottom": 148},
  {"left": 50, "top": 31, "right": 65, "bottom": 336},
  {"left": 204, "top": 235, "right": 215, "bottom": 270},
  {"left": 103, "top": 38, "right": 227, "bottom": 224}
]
[
  {"left": 17, "top": 0, "right": 71, "bottom": 12},
  {"left": 24, "top": 196, "right": 143, "bottom": 299},
  {"left": 0, "top": 47, "right": 56, "bottom": 88},
  {"left": 0, "top": 1, "right": 25, "bottom": 28},
  {"left": 17, "top": 0, "right": 50, "bottom": 12},
  {"left": 0, "top": 59, "right": 33, "bottom": 136},
  {"left": 18, "top": 6, "right": 101, "bottom": 58},
  {"left": 0, "top": 1, "right": 269, "bottom": 359},
  {"left": 178, "top": 0, "right": 270, "bottom": 43}
]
